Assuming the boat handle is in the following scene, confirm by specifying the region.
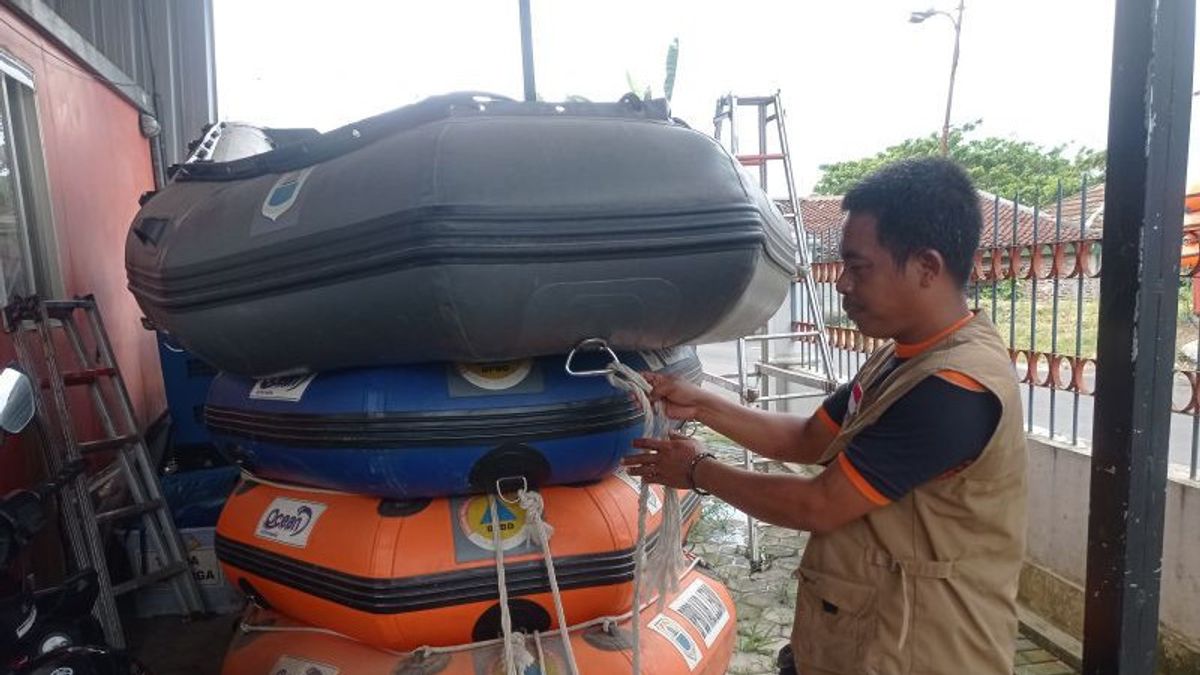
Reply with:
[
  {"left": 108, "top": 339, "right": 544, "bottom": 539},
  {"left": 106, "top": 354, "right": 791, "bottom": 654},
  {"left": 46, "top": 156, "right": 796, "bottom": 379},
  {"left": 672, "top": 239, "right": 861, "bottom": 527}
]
[{"left": 564, "top": 338, "right": 621, "bottom": 377}]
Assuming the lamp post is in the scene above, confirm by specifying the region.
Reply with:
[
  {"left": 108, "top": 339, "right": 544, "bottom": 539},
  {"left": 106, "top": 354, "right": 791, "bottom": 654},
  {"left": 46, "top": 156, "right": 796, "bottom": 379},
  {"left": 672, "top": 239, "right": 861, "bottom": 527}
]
[{"left": 910, "top": 1, "right": 965, "bottom": 156}]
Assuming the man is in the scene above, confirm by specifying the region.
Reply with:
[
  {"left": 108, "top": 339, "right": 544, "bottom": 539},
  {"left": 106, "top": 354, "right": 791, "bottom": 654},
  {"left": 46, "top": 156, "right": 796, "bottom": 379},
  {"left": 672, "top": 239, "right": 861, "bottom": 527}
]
[{"left": 623, "top": 157, "right": 1027, "bottom": 674}]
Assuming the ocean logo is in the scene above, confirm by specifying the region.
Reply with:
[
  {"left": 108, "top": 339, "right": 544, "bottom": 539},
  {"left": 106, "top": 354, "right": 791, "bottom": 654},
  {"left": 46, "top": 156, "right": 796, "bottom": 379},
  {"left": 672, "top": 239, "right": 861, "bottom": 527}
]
[
  {"left": 261, "top": 167, "right": 315, "bottom": 221},
  {"left": 255, "top": 497, "right": 328, "bottom": 548}
]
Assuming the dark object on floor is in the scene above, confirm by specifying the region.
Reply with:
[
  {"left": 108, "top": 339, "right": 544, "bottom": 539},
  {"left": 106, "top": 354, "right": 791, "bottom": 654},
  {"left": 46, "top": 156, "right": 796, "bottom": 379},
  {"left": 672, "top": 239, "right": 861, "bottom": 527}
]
[{"left": 778, "top": 643, "right": 798, "bottom": 675}]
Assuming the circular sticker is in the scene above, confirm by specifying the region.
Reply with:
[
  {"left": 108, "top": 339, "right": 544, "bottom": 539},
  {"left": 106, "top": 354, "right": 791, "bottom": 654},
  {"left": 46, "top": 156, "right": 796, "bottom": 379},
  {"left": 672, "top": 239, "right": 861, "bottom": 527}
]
[
  {"left": 459, "top": 495, "right": 529, "bottom": 551},
  {"left": 456, "top": 360, "right": 534, "bottom": 391}
]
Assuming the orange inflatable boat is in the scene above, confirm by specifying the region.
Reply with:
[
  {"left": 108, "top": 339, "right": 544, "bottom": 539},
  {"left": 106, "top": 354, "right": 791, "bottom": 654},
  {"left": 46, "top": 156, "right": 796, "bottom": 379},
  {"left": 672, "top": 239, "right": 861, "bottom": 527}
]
[
  {"left": 215, "top": 473, "right": 702, "bottom": 651},
  {"left": 221, "top": 567, "right": 735, "bottom": 675}
]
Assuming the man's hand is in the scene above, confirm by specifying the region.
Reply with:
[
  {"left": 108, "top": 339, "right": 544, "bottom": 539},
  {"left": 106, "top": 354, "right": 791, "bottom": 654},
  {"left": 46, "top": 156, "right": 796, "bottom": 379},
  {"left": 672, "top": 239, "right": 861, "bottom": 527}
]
[
  {"left": 643, "top": 371, "right": 714, "bottom": 422},
  {"left": 621, "top": 432, "right": 705, "bottom": 490}
]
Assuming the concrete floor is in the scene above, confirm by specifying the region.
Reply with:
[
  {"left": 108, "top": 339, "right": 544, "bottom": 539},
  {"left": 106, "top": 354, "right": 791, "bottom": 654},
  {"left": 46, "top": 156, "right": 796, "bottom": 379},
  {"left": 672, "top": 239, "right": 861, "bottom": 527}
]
[{"left": 129, "top": 614, "right": 234, "bottom": 675}]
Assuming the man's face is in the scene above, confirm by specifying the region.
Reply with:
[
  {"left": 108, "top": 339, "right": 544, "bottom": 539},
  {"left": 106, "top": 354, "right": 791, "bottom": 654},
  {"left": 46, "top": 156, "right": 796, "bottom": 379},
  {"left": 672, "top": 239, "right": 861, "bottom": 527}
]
[{"left": 835, "top": 212, "right": 924, "bottom": 339}]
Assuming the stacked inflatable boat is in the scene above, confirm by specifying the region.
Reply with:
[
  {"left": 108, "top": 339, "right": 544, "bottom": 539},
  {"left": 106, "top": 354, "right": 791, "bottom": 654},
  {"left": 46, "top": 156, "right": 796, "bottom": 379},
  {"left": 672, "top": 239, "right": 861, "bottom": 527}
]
[{"left": 126, "top": 93, "right": 789, "bottom": 673}]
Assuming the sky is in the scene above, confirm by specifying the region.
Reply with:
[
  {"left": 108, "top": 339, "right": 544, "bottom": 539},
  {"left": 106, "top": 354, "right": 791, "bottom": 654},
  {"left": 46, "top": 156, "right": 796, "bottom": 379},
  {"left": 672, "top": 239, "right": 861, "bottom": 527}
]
[{"left": 213, "top": 0, "right": 1189, "bottom": 195}]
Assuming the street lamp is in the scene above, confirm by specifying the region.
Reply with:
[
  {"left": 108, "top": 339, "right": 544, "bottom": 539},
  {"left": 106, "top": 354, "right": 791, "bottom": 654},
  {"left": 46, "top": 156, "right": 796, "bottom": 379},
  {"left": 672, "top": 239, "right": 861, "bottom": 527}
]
[{"left": 910, "top": 1, "right": 965, "bottom": 156}]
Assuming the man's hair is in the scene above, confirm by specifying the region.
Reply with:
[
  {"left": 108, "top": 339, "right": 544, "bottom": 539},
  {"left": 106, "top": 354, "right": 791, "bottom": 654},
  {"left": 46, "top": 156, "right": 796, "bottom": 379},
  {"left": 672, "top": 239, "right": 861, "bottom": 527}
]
[{"left": 840, "top": 157, "right": 982, "bottom": 287}]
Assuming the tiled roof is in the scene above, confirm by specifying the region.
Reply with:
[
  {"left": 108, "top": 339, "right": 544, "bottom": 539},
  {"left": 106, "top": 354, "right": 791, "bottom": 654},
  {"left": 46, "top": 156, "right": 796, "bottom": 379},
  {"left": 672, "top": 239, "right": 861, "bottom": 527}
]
[
  {"left": 785, "top": 190, "right": 1069, "bottom": 260},
  {"left": 1050, "top": 183, "right": 1106, "bottom": 238}
]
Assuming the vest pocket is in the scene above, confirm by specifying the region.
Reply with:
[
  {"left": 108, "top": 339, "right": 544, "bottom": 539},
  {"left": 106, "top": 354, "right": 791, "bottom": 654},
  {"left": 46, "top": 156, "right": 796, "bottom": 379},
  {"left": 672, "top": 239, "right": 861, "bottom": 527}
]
[{"left": 793, "top": 565, "right": 879, "bottom": 671}]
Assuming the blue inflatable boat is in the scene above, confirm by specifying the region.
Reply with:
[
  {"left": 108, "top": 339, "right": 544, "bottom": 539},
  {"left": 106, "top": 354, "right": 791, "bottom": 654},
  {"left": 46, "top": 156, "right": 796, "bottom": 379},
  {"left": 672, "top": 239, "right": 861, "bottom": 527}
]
[{"left": 205, "top": 347, "right": 701, "bottom": 498}]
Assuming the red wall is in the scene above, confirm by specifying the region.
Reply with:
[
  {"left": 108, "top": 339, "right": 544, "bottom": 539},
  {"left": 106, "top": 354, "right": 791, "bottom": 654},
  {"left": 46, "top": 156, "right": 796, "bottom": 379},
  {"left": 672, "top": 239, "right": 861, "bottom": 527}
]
[{"left": 0, "top": 7, "right": 164, "bottom": 490}]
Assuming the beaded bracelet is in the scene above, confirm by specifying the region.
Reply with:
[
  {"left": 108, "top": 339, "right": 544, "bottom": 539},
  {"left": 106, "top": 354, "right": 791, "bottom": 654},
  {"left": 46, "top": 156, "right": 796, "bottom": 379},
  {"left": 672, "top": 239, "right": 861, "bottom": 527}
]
[{"left": 688, "top": 452, "right": 716, "bottom": 495}]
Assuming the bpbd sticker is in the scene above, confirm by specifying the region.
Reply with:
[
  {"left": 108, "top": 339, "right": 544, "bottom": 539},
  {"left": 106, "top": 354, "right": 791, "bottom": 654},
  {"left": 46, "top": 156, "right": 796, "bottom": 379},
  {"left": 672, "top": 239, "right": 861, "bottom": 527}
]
[
  {"left": 456, "top": 360, "right": 534, "bottom": 391},
  {"left": 255, "top": 497, "right": 327, "bottom": 548},
  {"left": 449, "top": 494, "right": 540, "bottom": 562},
  {"left": 458, "top": 495, "right": 529, "bottom": 551}
]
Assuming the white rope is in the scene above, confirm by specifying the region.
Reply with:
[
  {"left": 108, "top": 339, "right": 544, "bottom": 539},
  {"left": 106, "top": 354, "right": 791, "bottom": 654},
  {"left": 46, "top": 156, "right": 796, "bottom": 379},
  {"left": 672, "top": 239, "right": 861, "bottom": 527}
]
[
  {"left": 534, "top": 631, "right": 547, "bottom": 672},
  {"left": 518, "top": 488, "right": 580, "bottom": 675},
  {"left": 490, "top": 494, "right": 536, "bottom": 675},
  {"left": 604, "top": 361, "right": 687, "bottom": 675}
]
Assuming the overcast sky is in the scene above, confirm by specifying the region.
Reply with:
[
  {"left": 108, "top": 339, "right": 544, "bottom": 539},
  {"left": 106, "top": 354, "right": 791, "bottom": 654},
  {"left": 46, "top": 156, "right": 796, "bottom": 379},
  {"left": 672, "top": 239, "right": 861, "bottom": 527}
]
[{"left": 213, "top": 1, "right": 1194, "bottom": 194}]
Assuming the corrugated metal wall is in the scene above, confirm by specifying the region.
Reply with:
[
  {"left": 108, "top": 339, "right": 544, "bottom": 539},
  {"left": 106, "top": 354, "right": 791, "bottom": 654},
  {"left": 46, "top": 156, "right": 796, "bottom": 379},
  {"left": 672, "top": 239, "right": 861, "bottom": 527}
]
[{"left": 37, "top": 0, "right": 216, "bottom": 166}]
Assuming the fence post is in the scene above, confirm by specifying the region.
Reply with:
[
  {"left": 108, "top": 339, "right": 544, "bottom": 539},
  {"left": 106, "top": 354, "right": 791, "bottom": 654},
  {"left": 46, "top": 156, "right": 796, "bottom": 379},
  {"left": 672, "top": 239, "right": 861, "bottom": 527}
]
[{"left": 1083, "top": 0, "right": 1194, "bottom": 671}]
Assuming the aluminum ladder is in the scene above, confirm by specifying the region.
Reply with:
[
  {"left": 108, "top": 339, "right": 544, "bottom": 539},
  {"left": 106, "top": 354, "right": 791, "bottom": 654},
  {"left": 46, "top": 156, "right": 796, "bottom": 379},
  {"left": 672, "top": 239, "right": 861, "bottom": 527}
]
[
  {"left": 4, "top": 294, "right": 204, "bottom": 647},
  {"left": 710, "top": 91, "right": 841, "bottom": 569}
]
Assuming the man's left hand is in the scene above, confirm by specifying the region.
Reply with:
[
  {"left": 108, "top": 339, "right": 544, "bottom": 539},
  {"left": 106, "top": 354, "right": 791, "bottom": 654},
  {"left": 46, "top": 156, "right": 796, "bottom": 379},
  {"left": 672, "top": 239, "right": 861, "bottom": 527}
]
[{"left": 622, "top": 432, "right": 706, "bottom": 490}]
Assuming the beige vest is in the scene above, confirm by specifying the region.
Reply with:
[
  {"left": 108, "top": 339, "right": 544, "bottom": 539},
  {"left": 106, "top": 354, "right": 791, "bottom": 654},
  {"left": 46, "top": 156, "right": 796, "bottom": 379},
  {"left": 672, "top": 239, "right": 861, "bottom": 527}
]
[{"left": 791, "top": 313, "right": 1027, "bottom": 674}]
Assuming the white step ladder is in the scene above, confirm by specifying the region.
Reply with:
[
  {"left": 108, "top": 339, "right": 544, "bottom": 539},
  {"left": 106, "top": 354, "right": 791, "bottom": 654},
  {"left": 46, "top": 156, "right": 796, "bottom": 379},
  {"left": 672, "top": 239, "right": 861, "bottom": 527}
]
[{"left": 710, "top": 91, "right": 841, "bottom": 569}]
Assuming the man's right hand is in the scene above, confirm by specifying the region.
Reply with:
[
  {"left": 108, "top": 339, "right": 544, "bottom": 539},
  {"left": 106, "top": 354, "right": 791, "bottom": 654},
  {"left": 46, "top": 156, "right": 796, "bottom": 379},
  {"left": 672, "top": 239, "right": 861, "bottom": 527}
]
[{"left": 642, "top": 371, "right": 714, "bottom": 422}]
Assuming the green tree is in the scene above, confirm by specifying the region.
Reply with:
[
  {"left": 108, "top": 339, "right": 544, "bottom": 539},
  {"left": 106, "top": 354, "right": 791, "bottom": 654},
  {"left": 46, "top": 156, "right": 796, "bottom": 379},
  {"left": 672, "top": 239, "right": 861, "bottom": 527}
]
[
  {"left": 813, "top": 121, "right": 1106, "bottom": 202},
  {"left": 625, "top": 37, "right": 680, "bottom": 103}
]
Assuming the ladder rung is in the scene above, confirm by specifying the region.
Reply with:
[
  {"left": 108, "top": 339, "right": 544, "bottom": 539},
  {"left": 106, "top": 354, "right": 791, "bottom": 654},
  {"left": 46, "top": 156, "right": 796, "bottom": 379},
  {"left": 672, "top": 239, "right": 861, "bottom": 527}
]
[
  {"left": 96, "top": 499, "right": 165, "bottom": 525},
  {"left": 44, "top": 298, "right": 94, "bottom": 313},
  {"left": 112, "top": 561, "right": 191, "bottom": 596},
  {"left": 78, "top": 434, "right": 138, "bottom": 454},
  {"left": 62, "top": 367, "right": 116, "bottom": 386},
  {"left": 737, "top": 153, "right": 785, "bottom": 166}
]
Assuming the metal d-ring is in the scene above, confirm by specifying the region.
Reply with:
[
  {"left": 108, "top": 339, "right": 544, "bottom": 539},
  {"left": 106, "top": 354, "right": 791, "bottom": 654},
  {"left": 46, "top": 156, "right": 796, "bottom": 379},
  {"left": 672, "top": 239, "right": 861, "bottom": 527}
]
[
  {"left": 564, "top": 338, "right": 622, "bottom": 377},
  {"left": 495, "top": 475, "right": 528, "bottom": 504}
]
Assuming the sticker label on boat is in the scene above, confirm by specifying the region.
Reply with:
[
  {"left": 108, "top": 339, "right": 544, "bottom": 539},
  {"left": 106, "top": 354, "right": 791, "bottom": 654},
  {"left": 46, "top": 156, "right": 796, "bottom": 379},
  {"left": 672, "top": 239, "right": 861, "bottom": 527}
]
[
  {"left": 452, "top": 494, "right": 533, "bottom": 561},
  {"left": 260, "top": 166, "right": 315, "bottom": 222},
  {"left": 180, "top": 531, "right": 224, "bottom": 587},
  {"left": 255, "top": 497, "right": 327, "bottom": 548},
  {"left": 269, "top": 655, "right": 339, "bottom": 675},
  {"left": 648, "top": 614, "right": 701, "bottom": 670},
  {"left": 639, "top": 348, "right": 691, "bottom": 371},
  {"left": 249, "top": 373, "right": 317, "bottom": 402},
  {"left": 615, "top": 469, "right": 662, "bottom": 515},
  {"left": 456, "top": 360, "right": 534, "bottom": 391},
  {"left": 670, "top": 578, "right": 730, "bottom": 647}
]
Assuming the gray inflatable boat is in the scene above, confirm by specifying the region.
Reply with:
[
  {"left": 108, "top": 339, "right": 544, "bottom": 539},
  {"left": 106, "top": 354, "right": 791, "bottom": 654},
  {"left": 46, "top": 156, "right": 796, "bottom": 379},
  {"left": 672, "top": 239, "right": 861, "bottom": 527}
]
[{"left": 127, "top": 93, "right": 796, "bottom": 376}]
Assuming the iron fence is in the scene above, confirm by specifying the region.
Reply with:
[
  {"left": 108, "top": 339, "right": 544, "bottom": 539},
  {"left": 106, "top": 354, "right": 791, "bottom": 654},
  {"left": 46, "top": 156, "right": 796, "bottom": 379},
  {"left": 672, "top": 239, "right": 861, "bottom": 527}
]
[{"left": 791, "top": 181, "right": 1200, "bottom": 479}]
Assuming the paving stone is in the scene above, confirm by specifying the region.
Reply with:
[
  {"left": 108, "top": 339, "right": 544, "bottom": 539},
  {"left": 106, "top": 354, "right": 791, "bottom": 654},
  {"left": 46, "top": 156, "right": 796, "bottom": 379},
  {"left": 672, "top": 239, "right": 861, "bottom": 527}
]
[
  {"left": 1019, "top": 649, "right": 1058, "bottom": 665},
  {"left": 762, "top": 606, "right": 794, "bottom": 625},
  {"left": 736, "top": 604, "right": 763, "bottom": 622},
  {"left": 727, "top": 651, "right": 776, "bottom": 675},
  {"left": 741, "top": 592, "right": 781, "bottom": 610},
  {"left": 1014, "top": 663, "right": 1075, "bottom": 675}
]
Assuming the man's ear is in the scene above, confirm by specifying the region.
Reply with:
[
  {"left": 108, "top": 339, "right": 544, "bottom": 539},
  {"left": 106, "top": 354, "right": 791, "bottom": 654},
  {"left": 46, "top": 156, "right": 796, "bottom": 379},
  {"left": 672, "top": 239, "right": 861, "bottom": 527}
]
[{"left": 913, "top": 249, "right": 945, "bottom": 287}]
